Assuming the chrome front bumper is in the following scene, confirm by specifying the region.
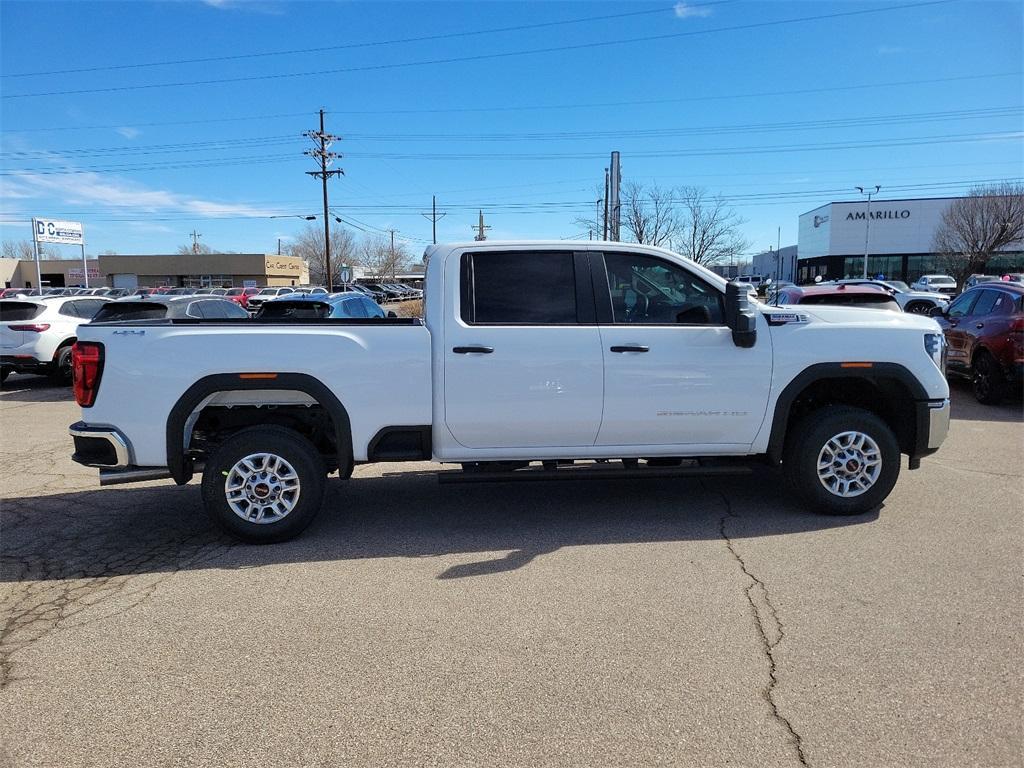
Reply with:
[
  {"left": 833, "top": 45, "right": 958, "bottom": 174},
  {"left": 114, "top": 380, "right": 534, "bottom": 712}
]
[{"left": 927, "top": 399, "right": 950, "bottom": 450}]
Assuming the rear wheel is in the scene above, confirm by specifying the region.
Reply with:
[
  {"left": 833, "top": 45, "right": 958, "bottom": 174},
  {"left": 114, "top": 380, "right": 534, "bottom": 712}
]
[
  {"left": 50, "top": 345, "right": 73, "bottom": 384},
  {"left": 201, "top": 426, "right": 326, "bottom": 543},
  {"left": 904, "top": 301, "right": 932, "bottom": 315},
  {"left": 972, "top": 350, "right": 1005, "bottom": 405},
  {"left": 0, "top": 367, "right": 9, "bottom": 385},
  {"left": 783, "top": 406, "right": 900, "bottom": 516}
]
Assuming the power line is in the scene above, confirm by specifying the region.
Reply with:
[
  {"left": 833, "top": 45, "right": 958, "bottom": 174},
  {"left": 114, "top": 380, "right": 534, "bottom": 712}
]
[
  {"left": 1, "top": 1, "right": 956, "bottom": 99},
  {"left": 1, "top": 4, "right": 700, "bottom": 78},
  {"left": 3, "top": 73, "right": 1017, "bottom": 133}
]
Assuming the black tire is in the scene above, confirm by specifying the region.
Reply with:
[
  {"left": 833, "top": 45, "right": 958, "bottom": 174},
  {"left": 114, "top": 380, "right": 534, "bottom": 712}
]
[
  {"left": 0, "top": 367, "right": 9, "bottom": 385},
  {"left": 50, "top": 345, "right": 73, "bottom": 384},
  {"left": 972, "top": 350, "right": 1005, "bottom": 405},
  {"left": 201, "top": 425, "right": 326, "bottom": 543},
  {"left": 783, "top": 406, "right": 900, "bottom": 516},
  {"left": 905, "top": 301, "right": 931, "bottom": 315}
]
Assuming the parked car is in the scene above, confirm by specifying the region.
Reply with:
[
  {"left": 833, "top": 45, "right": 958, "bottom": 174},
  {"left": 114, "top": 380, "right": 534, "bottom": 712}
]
[
  {"left": 224, "top": 286, "right": 262, "bottom": 309},
  {"left": 360, "top": 283, "right": 403, "bottom": 302},
  {"left": 244, "top": 286, "right": 297, "bottom": 313},
  {"left": 104, "top": 288, "right": 132, "bottom": 298},
  {"left": 291, "top": 286, "right": 329, "bottom": 296},
  {"left": 69, "top": 241, "right": 950, "bottom": 544},
  {"left": 396, "top": 282, "right": 424, "bottom": 298},
  {"left": 1, "top": 296, "right": 110, "bottom": 383},
  {"left": 964, "top": 274, "right": 1000, "bottom": 290},
  {"left": 735, "top": 274, "right": 764, "bottom": 289},
  {"left": 254, "top": 292, "right": 389, "bottom": 320},
  {"left": 193, "top": 288, "right": 229, "bottom": 296},
  {"left": 162, "top": 287, "right": 197, "bottom": 296},
  {"left": 348, "top": 284, "right": 387, "bottom": 302},
  {"left": 932, "top": 282, "right": 1024, "bottom": 404},
  {"left": 774, "top": 283, "right": 902, "bottom": 312},
  {"left": 834, "top": 279, "right": 950, "bottom": 314},
  {"left": 911, "top": 274, "right": 958, "bottom": 296},
  {"left": 92, "top": 296, "right": 251, "bottom": 322}
]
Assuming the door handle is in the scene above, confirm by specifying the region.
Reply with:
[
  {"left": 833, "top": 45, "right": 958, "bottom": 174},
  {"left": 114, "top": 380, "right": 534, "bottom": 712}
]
[
  {"left": 975, "top": 323, "right": 984, "bottom": 329},
  {"left": 453, "top": 345, "right": 493, "bottom": 354},
  {"left": 610, "top": 345, "right": 650, "bottom": 353}
]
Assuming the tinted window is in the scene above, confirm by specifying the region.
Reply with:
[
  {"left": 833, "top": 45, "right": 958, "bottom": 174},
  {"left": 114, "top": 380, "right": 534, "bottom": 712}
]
[
  {"left": 200, "top": 300, "right": 228, "bottom": 319},
  {"left": 222, "top": 301, "right": 249, "bottom": 319},
  {"left": 463, "top": 251, "right": 577, "bottom": 324},
  {"left": 339, "top": 298, "right": 368, "bottom": 318},
  {"left": 602, "top": 252, "right": 724, "bottom": 325},
  {"left": 947, "top": 292, "right": 979, "bottom": 318},
  {"left": 75, "top": 299, "right": 107, "bottom": 318},
  {"left": 360, "top": 298, "right": 385, "bottom": 318},
  {"left": 0, "top": 302, "right": 44, "bottom": 321},
  {"left": 59, "top": 302, "right": 83, "bottom": 318},
  {"left": 93, "top": 302, "right": 168, "bottom": 321},
  {"left": 970, "top": 290, "right": 999, "bottom": 317}
]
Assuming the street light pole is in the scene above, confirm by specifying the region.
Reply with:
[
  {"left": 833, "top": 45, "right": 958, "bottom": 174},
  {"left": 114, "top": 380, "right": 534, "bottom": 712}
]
[{"left": 856, "top": 185, "right": 880, "bottom": 278}]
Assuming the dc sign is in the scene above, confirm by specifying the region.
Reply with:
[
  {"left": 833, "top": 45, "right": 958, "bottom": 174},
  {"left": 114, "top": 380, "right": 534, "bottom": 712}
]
[{"left": 33, "top": 217, "right": 84, "bottom": 245}]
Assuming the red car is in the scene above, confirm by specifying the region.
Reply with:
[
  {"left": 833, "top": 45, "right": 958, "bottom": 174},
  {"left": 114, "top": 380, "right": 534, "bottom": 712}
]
[
  {"left": 224, "top": 286, "right": 261, "bottom": 309},
  {"left": 773, "top": 283, "right": 901, "bottom": 312},
  {"left": 934, "top": 282, "right": 1024, "bottom": 404}
]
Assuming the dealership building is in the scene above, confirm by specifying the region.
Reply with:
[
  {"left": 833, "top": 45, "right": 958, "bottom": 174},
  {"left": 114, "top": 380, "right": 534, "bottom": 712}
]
[
  {"left": 796, "top": 196, "right": 1023, "bottom": 285},
  {"left": 1, "top": 252, "right": 308, "bottom": 289}
]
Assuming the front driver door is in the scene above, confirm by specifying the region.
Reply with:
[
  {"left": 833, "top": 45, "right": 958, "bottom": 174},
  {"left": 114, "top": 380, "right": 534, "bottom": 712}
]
[{"left": 593, "top": 251, "right": 773, "bottom": 448}]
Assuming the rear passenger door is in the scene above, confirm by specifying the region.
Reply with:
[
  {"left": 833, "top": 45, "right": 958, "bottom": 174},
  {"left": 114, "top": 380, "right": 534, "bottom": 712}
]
[{"left": 443, "top": 250, "right": 604, "bottom": 449}]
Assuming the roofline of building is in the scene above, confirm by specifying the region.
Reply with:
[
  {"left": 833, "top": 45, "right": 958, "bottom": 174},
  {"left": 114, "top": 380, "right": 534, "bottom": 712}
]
[{"left": 798, "top": 194, "right": 973, "bottom": 218}]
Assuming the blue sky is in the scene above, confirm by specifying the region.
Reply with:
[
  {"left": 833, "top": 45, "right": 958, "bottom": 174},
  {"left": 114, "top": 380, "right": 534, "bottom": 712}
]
[{"left": 1, "top": 0, "right": 1021, "bottom": 261}]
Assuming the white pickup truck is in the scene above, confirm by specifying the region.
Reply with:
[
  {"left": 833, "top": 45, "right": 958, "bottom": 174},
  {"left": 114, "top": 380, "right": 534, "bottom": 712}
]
[{"left": 69, "top": 241, "right": 950, "bottom": 542}]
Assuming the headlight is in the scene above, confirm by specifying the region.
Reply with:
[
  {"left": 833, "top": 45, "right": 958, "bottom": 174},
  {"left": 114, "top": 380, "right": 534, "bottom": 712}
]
[{"left": 924, "top": 332, "right": 946, "bottom": 373}]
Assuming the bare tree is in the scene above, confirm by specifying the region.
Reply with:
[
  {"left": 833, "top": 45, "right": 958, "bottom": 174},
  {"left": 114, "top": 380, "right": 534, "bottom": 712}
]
[
  {"left": 572, "top": 183, "right": 607, "bottom": 240},
  {"left": 359, "top": 235, "right": 409, "bottom": 280},
  {"left": 289, "top": 224, "right": 358, "bottom": 286},
  {"left": 674, "top": 186, "right": 749, "bottom": 266},
  {"left": 176, "top": 243, "right": 213, "bottom": 255},
  {"left": 620, "top": 182, "right": 680, "bottom": 247},
  {"left": 2, "top": 240, "right": 35, "bottom": 259},
  {"left": 933, "top": 182, "right": 1024, "bottom": 284}
]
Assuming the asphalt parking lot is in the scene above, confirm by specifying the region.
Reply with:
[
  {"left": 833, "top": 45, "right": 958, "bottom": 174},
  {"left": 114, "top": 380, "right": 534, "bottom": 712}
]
[{"left": 1, "top": 374, "right": 1021, "bottom": 768}]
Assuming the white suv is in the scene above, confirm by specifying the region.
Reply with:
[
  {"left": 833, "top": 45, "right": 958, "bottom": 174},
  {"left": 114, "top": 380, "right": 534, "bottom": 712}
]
[
  {"left": 0, "top": 296, "right": 110, "bottom": 384},
  {"left": 911, "top": 274, "right": 958, "bottom": 297}
]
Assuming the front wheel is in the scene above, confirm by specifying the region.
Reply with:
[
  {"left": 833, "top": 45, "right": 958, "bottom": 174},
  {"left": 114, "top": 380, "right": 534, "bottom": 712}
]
[
  {"left": 201, "top": 426, "right": 326, "bottom": 543},
  {"left": 904, "top": 301, "right": 932, "bottom": 315},
  {"left": 972, "top": 351, "right": 1005, "bottom": 405},
  {"left": 50, "top": 345, "right": 73, "bottom": 384},
  {"left": 783, "top": 406, "right": 900, "bottom": 516}
]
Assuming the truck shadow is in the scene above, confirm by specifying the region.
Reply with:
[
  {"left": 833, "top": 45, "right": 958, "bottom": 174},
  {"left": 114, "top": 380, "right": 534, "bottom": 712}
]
[
  {"left": 0, "top": 375, "right": 73, "bottom": 404},
  {"left": 1, "top": 467, "right": 876, "bottom": 583}
]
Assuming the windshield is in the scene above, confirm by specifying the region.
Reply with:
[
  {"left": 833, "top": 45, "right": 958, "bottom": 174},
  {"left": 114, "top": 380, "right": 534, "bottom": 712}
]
[
  {"left": 930, "top": 277, "right": 956, "bottom": 285},
  {"left": 257, "top": 288, "right": 278, "bottom": 295}
]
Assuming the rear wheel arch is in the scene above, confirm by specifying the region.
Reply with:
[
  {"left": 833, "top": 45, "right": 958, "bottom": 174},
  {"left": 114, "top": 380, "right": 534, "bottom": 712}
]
[
  {"left": 166, "top": 373, "right": 352, "bottom": 484},
  {"left": 767, "top": 363, "right": 926, "bottom": 464}
]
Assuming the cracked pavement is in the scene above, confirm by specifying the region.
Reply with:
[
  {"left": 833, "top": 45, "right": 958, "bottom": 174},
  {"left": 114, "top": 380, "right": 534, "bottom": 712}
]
[{"left": 1, "top": 374, "right": 1021, "bottom": 767}]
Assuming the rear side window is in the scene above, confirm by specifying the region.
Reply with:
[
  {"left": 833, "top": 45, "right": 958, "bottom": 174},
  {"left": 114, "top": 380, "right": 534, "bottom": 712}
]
[
  {"left": 461, "top": 251, "right": 577, "bottom": 324},
  {"left": 339, "top": 298, "right": 368, "bottom": 318},
  {"left": 360, "top": 298, "right": 385, "bottom": 318},
  {"left": 0, "top": 302, "right": 44, "bottom": 321},
  {"left": 93, "top": 302, "right": 168, "bottom": 321},
  {"left": 74, "top": 299, "right": 107, "bottom": 318}
]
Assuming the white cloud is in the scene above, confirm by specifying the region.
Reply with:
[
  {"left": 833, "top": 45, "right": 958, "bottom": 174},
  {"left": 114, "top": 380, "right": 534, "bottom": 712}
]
[
  {"left": 6, "top": 169, "right": 278, "bottom": 220},
  {"left": 675, "top": 2, "right": 713, "bottom": 19},
  {"left": 115, "top": 127, "right": 141, "bottom": 139}
]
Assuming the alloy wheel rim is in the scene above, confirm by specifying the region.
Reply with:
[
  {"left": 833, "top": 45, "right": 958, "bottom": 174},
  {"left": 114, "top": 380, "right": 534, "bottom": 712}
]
[
  {"left": 816, "top": 431, "right": 882, "bottom": 498},
  {"left": 224, "top": 452, "right": 301, "bottom": 524}
]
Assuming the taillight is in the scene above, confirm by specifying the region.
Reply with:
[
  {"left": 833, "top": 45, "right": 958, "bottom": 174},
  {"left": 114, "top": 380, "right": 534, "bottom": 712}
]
[
  {"left": 9, "top": 324, "right": 50, "bottom": 332},
  {"left": 1010, "top": 316, "right": 1024, "bottom": 332},
  {"left": 72, "top": 341, "right": 104, "bottom": 407}
]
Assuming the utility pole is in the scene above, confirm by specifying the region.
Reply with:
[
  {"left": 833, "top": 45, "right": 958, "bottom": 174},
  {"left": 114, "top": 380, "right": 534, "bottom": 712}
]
[
  {"left": 190, "top": 230, "right": 202, "bottom": 254},
  {"left": 855, "top": 185, "right": 881, "bottom": 278},
  {"left": 602, "top": 167, "right": 610, "bottom": 241},
  {"left": 420, "top": 195, "right": 447, "bottom": 245},
  {"left": 473, "top": 210, "right": 490, "bottom": 241},
  {"left": 304, "top": 109, "right": 344, "bottom": 289},
  {"left": 386, "top": 228, "right": 398, "bottom": 279},
  {"left": 609, "top": 152, "right": 621, "bottom": 241}
]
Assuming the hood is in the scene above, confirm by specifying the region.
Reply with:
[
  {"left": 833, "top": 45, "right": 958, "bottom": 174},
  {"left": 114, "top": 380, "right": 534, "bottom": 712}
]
[
  {"left": 905, "top": 289, "right": 950, "bottom": 301},
  {"left": 762, "top": 304, "right": 941, "bottom": 332}
]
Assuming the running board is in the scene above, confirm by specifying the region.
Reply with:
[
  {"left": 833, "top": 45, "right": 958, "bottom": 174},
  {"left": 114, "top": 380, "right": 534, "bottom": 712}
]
[
  {"left": 99, "top": 467, "right": 174, "bottom": 486},
  {"left": 436, "top": 461, "right": 752, "bottom": 484}
]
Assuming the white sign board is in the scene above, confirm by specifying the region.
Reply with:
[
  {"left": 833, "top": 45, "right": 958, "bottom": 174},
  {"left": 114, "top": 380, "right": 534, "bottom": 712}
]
[
  {"left": 68, "top": 267, "right": 101, "bottom": 281},
  {"left": 33, "top": 218, "right": 84, "bottom": 245}
]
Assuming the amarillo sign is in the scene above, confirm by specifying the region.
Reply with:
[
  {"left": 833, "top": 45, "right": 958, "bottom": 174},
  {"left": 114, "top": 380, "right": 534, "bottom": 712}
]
[{"left": 846, "top": 209, "right": 911, "bottom": 221}]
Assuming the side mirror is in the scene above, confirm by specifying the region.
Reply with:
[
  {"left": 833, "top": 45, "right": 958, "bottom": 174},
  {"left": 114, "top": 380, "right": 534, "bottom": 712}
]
[
  {"left": 928, "top": 305, "right": 945, "bottom": 318},
  {"left": 724, "top": 282, "right": 757, "bottom": 348}
]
